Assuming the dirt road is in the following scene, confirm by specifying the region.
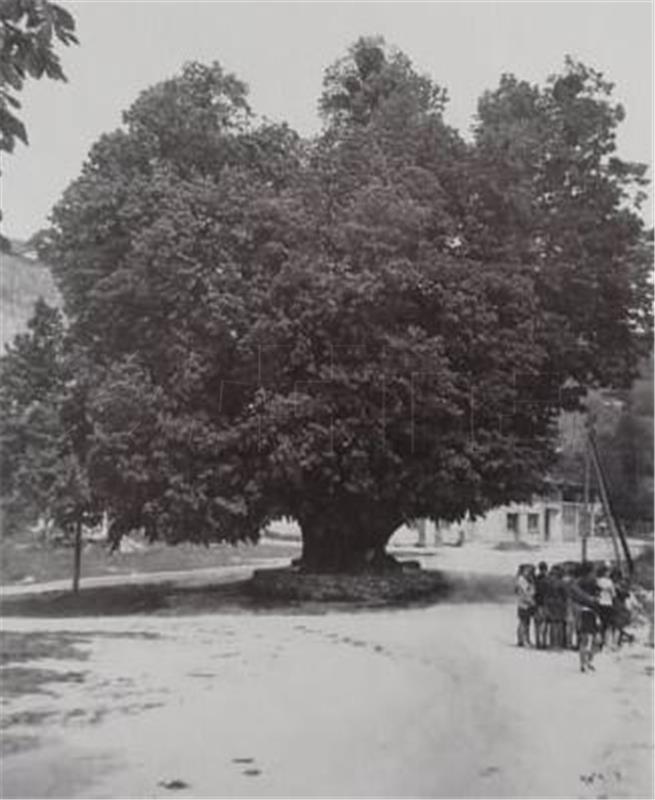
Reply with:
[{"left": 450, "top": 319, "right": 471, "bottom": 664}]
[{"left": 2, "top": 599, "right": 652, "bottom": 799}]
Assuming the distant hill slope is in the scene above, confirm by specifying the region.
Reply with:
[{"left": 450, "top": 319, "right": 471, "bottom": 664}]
[{"left": 1, "top": 247, "right": 61, "bottom": 352}]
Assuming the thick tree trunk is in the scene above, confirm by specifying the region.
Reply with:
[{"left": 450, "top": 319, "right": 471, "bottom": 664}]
[{"left": 298, "top": 504, "right": 400, "bottom": 573}]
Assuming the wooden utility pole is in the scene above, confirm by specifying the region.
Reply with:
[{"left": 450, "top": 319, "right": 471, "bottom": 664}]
[
  {"left": 588, "top": 430, "right": 633, "bottom": 576},
  {"left": 72, "top": 518, "right": 82, "bottom": 594},
  {"left": 581, "top": 446, "right": 590, "bottom": 564},
  {"left": 416, "top": 518, "right": 427, "bottom": 548}
]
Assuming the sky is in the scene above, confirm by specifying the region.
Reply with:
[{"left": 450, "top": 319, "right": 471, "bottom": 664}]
[{"left": 2, "top": 0, "right": 653, "bottom": 240}]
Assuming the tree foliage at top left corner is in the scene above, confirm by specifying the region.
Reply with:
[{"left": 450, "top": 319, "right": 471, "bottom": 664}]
[{"left": 0, "top": 0, "right": 78, "bottom": 152}]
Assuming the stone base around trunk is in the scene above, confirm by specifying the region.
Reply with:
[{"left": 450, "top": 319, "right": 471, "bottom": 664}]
[{"left": 247, "top": 564, "right": 448, "bottom": 603}]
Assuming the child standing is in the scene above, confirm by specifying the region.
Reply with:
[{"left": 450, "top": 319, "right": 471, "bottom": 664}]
[
  {"left": 572, "top": 563, "right": 601, "bottom": 673},
  {"left": 533, "top": 561, "right": 549, "bottom": 649},
  {"left": 515, "top": 564, "right": 535, "bottom": 647},
  {"left": 544, "top": 566, "right": 568, "bottom": 649},
  {"left": 596, "top": 564, "right": 617, "bottom": 649}
]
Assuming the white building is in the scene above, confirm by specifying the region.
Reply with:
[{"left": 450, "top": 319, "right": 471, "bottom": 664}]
[{"left": 390, "top": 484, "right": 602, "bottom": 548}]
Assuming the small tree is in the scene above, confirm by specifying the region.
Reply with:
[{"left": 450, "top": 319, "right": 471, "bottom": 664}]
[
  {"left": 0, "top": 301, "right": 98, "bottom": 590},
  {"left": 0, "top": 299, "right": 66, "bottom": 531}
]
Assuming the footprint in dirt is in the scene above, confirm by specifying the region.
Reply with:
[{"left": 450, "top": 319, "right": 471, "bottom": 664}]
[
  {"left": 579, "top": 772, "right": 606, "bottom": 786},
  {"left": 232, "top": 757, "right": 262, "bottom": 777},
  {"left": 158, "top": 779, "right": 189, "bottom": 791},
  {"left": 479, "top": 766, "right": 500, "bottom": 778}
]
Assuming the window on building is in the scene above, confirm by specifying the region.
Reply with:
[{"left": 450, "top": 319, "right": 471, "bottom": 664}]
[
  {"left": 506, "top": 513, "right": 519, "bottom": 535},
  {"left": 527, "top": 513, "right": 539, "bottom": 534}
]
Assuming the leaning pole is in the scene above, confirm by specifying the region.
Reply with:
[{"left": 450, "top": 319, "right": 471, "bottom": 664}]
[{"left": 588, "top": 430, "right": 633, "bottom": 577}]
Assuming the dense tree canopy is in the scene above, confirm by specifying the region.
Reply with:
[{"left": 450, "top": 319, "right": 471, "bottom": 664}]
[
  {"left": 12, "top": 37, "right": 652, "bottom": 570},
  {"left": 472, "top": 59, "right": 651, "bottom": 387}
]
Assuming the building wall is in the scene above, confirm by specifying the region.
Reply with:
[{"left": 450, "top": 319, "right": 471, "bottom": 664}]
[
  {"left": 476, "top": 499, "right": 601, "bottom": 544},
  {"left": 389, "top": 498, "right": 601, "bottom": 547}
]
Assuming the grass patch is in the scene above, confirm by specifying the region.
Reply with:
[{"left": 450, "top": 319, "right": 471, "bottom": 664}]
[{"left": 1, "top": 536, "right": 300, "bottom": 586}]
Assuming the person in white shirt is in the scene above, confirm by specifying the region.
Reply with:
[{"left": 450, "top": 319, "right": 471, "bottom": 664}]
[
  {"left": 515, "top": 564, "right": 536, "bottom": 647},
  {"left": 596, "top": 564, "right": 617, "bottom": 649}
]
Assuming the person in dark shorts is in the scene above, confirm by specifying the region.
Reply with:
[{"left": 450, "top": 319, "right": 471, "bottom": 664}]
[
  {"left": 545, "top": 565, "right": 568, "bottom": 649},
  {"left": 571, "top": 563, "right": 601, "bottom": 673},
  {"left": 533, "top": 561, "right": 549, "bottom": 649}
]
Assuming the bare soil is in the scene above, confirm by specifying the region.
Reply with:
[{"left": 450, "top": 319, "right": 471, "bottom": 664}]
[
  {"left": 1, "top": 593, "right": 652, "bottom": 798},
  {"left": 1, "top": 539, "right": 652, "bottom": 798}
]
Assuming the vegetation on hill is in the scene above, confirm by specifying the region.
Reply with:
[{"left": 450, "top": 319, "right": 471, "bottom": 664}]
[
  {"left": 556, "top": 356, "right": 654, "bottom": 531},
  {"left": 1, "top": 249, "right": 60, "bottom": 351}
]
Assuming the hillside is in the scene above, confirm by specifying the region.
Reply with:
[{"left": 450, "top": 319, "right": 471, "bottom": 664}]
[{"left": 1, "top": 246, "right": 61, "bottom": 352}]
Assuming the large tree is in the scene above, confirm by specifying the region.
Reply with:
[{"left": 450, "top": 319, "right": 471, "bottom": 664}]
[{"left": 38, "top": 39, "right": 651, "bottom": 570}]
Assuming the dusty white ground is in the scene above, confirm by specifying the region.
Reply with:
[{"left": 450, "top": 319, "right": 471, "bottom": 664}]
[
  {"left": 395, "top": 536, "right": 650, "bottom": 576},
  {"left": 2, "top": 591, "right": 653, "bottom": 799}
]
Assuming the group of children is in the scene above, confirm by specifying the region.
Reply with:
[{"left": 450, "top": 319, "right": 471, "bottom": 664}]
[{"left": 515, "top": 559, "right": 635, "bottom": 672}]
